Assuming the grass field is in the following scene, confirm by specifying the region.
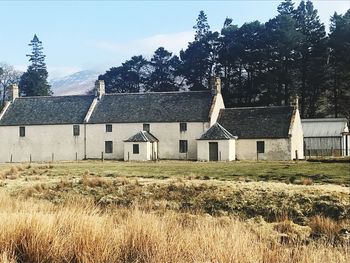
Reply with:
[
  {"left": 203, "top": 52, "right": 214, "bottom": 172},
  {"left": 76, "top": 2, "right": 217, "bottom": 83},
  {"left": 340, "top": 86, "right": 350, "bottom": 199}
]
[{"left": 0, "top": 160, "right": 349, "bottom": 262}]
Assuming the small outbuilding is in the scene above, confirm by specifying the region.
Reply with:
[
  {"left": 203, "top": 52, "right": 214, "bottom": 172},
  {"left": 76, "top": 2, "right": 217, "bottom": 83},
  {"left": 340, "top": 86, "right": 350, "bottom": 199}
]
[
  {"left": 197, "top": 123, "right": 237, "bottom": 161},
  {"left": 302, "top": 118, "right": 349, "bottom": 157},
  {"left": 124, "top": 131, "right": 158, "bottom": 161},
  {"left": 217, "top": 104, "right": 304, "bottom": 161}
]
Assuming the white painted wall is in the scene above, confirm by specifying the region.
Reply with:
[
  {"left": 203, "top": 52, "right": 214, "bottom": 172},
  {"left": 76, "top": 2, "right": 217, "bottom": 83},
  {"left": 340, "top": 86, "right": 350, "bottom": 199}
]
[
  {"left": 124, "top": 142, "right": 150, "bottom": 161},
  {"left": 209, "top": 93, "right": 225, "bottom": 126},
  {"left": 290, "top": 108, "right": 304, "bottom": 159},
  {"left": 236, "top": 138, "right": 291, "bottom": 161},
  {"left": 197, "top": 139, "right": 236, "bottom": 161},
  {"left": 85, "top": 122, "right": 209, "bottom": 160},
  {"left": 0, "top": 124, "right": 85, "bottom": 162}
]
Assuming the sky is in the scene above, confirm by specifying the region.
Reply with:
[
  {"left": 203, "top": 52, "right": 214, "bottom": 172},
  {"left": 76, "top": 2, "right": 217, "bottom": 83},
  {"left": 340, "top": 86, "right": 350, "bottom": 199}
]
[{"left": 0, "top": 0, "right": 349, "bottom": 80}]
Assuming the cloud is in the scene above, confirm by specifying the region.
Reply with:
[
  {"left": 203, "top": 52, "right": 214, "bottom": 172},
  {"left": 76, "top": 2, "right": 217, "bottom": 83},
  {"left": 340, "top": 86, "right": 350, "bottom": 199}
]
[{"left": 92, "top": 30, "right": 194, "bottom": 58}]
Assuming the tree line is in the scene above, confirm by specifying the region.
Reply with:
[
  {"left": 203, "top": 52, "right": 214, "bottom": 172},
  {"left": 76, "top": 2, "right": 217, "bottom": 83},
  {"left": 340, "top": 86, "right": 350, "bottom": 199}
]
[
  {"left": 0, "top": 34, "right": 51, "bottom": 109},
  {"left": 98, "top": 0, "right": 349, "bottom": 119}
]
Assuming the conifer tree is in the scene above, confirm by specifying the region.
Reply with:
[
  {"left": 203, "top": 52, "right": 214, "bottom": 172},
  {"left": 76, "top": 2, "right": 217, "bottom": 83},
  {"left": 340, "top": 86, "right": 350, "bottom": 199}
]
[{"left": 19, "top": 34, "right": 52, "bottom": 96}]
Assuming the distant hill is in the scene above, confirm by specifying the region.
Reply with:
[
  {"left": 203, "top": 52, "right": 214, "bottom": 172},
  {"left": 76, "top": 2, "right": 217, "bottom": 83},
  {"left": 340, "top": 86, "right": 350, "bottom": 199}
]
[{"left": 50, "top": 70, "right": 100, "bottom": 96}]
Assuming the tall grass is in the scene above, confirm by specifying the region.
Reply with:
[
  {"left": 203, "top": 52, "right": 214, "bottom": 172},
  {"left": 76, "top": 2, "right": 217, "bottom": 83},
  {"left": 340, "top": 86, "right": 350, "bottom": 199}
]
[{"left": 0, "top": 193, "right": 348, "bottom": 263}]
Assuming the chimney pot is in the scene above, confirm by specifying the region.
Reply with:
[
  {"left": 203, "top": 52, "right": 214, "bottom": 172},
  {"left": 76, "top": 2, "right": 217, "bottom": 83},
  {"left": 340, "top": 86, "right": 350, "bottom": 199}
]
[
  {"left": 210, "top": 76, "right": 221, "bottom": 96},
  {"left": 95, "top": 80, "right": 105, "bottom": 99},
  {"left": 291, "top": 95, "right": 299, "bottom": 109},
  {"left": 9, "top": 84, "right": 19, "bottom": 102}
]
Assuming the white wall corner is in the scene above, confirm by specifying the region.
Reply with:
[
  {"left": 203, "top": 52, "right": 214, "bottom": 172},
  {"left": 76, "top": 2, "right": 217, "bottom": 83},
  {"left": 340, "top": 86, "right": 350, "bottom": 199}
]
[
  {"left": 208, "top": 93, "right": 225, "bottom": 126},
  {"left": 0, "top": 101, "right": 11, "bottom": 120},
  {"left": 84, "top": 98, "right": 98, "bottom": 123}
]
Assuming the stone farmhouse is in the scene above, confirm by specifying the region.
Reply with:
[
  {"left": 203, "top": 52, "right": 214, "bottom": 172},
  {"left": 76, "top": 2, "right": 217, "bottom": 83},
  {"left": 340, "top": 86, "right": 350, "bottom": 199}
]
[{"left": 0, "top": 78, "right": 304, "bottom": 162}]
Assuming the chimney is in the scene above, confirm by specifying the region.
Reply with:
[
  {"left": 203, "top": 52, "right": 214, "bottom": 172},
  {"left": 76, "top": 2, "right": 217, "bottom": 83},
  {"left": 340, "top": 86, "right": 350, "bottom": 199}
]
[
  {"left": 210, "top": 76, "right": 221, "bottom": 96},
  {"left": 291, "top": 95, "right": 299, "bottom": 109},
  {"left": 95, "top": 80, "right": 105, "bottom": 99},
  {"left": 9, "top": 84, "right": 19, "bottom": 102}
]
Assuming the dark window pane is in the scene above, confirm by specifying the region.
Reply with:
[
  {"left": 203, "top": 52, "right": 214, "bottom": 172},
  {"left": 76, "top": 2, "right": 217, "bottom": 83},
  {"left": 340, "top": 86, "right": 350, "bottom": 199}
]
[
  {"left": 105, "top": 141, "right": 113, "bottom": 153},
  {"left": 73, "top": 125, "right": 80, "bottom": 136},
  {"left": 133, "top": 144, "right": 139, "bottom": 154},
  {"left": 179, "top": 140, "right": 188, "bottom": 153},
  {"left": 180, "top": 122, "right": 187, "bottom": 132},
  {"left": 257, "top": 141, "right": 265, "bottom": 153},
  {"left": 143, "top": 124, "right": 150, "bottom": 132},
  {"left": 19, "top": 126, "right": 25, "bottom": 137},
  {"left": 106, "top": 124, "right": 112, "bottom": 132}
]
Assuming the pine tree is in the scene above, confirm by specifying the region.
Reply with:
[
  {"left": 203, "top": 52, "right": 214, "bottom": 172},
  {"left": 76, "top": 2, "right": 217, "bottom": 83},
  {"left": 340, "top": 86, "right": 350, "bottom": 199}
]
[
  {"left": 19, "top": 34, "right": 52, "bottom": 96},
  {"left": 327, "top": 10, "right": 350, "bottom": 119},
  {"left": 294, "top": 0, "right": 327, "bottom": 117}
]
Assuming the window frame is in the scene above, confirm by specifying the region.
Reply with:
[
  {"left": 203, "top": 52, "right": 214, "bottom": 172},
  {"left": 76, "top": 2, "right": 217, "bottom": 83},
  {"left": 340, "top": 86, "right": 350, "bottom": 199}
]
[
  {"left": 180, "top": 122, "right": 187, "bottom": 132},
  {"left": 105, "top": 141, "right": 113, "bottom": 154},
  {"left": 73, "top": 125, "right": 80, "bottom": 136},
  {"left": 179, "top": 140, "right": 188, "bottom": 153},
  {"left": 133, "top": 144, "right": 140, "bottom": 154},
  {"left": 257, "top": 141, "right": 265, "bottom": 153},
  {"left": 19, "top": 126, "right": 26, "bottom": 137},
  {"left": 105, "top": 124, "right": 112, "bottom": 133},
  {"left": 143, "top": 123, "right": 150, "bottom": 132}
]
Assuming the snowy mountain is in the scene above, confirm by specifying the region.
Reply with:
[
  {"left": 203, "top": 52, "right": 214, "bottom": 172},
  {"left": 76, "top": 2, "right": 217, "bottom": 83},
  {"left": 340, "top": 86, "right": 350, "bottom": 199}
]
[{"left": 50, "top": 70, "right": 100, "bottom": 96}]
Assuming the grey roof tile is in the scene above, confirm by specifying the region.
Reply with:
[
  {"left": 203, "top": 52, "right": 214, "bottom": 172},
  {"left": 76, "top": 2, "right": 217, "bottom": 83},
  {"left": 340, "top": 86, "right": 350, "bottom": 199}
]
[
  {"left": 198, "top": 123, "right": 236, "bottom": 140},
  {"left": 124, "top": 131, "right": 159, "bottom": 142},
  {"left": 218, "top": 106, "right": 294, "bottom": 139},
  {"left": 88, "top": 91, "right": 212, "bottom": 123},
  {"left": 0, "top": 95, "right": 95, "bottom": 126}
]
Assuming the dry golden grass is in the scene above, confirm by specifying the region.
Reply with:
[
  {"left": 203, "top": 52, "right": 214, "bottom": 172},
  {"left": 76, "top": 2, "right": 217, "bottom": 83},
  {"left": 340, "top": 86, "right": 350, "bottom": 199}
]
[{"left": 0, "top": 193, "right": 348, "bottom": 263}]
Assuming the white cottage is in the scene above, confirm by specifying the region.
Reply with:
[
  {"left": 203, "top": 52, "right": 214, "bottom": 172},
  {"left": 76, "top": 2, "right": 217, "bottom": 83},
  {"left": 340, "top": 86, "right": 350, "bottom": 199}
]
[
  {"left": 124, "top": 131, "right": 158, "bottom": 161},
  {"left": 217, "top": 101, "right": 304, "bottom": 161},
  {"left": 0, "top": 78, "right": 225, "bottom": 162}
]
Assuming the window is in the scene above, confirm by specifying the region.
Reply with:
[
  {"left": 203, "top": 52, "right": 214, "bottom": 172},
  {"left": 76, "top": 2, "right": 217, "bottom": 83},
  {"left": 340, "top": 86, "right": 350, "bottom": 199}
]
[
  {"left": 180, "top": 122, "right": 187, "bottom": 132},
  {"left": 143, "top": 123, "right": 150, "bottom": 132},
  {"left": 257, "top": 141, "right": 265, "bottom": 153},
  {"left": 73, "top": 125, "right": 80, "bottom": 136},
  {"left": 133, "top": 144, "right": 139, "bottom": 154},
  {"left": 19, "top": 126, "right": 25, "bottom": 137},
  {"left": 179, "top": 140, "right": 188, "bottom": 153},
  {"left": 106, "top": 124, "right": 112, "bottom": 132},
  {"left": 105, "top": 141, "right": 113, "bottom": 154}
]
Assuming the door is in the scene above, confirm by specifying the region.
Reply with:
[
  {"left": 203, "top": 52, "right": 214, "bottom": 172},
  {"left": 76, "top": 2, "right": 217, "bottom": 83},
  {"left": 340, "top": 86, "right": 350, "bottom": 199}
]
[{"left": 209, "top": 142, "right": 218, "bottom": 161}]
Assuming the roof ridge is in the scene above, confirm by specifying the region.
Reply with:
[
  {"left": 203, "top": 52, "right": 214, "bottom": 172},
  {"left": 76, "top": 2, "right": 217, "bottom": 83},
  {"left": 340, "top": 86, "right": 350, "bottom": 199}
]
[
  {"left": 224, "top": 105, "right": 292, "bottom": 110},
  {"left": 103, "top": 90, "right": 210, "bottom": 96},
  {"left": 16, "top": 94, "right": 94, "bottom": 99}
]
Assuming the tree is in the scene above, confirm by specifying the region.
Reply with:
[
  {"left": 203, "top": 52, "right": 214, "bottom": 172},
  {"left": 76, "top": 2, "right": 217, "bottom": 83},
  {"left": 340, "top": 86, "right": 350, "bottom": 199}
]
[
  {"left": 180, "top": 11, "right": 220, "bottom": 91},
  {"left": 264, "top": 14, "right": 301, "bottom": 105},
  {"left": 327, "top": 10, "right": 350, "bottom": 120},
  {"left": 294, "top": 0, "right": 328, "bottom": 117},
  {"left": 146, "top": 47, "right": 180, "bottom": 92},
  {"left": 0, "top": 62, "right": 22, "bottom": 107},
  {"left": 99, "top": 55, "right": 149, "bottom": 93},
  {"left": 19, "top": 34, "right": 52, "bottom": 96}
]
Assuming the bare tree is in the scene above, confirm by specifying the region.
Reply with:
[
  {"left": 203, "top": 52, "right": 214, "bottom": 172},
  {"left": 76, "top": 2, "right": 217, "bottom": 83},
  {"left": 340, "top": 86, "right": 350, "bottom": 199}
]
[{"left": 0, "top": 62, "right": 22, "bottom": 107}]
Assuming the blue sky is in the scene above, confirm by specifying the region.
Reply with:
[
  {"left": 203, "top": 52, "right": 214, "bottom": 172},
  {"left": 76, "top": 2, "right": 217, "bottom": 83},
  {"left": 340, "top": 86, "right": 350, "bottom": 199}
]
[{"left": 1, "top": 0, "right": 349, "bottom": 79}]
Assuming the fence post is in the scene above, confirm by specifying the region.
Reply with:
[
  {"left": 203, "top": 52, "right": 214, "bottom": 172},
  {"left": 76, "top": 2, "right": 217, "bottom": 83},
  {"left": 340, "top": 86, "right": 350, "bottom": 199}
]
[
  {"left": 30, "top": 154, "right": 32, "bottom": 163},
  {"left": 101, "top": 152, "right": 104, "bottom": 162},
  {"left": 295, "top": 150, "right": 298, "bottom": 161},
  {"left": 128, "top": 152, "right": 130, "bottom": 161},
  {"left": 52, "top": 153, "right": 54, "bottom": 162},
  {"left": 75, "top": 152, "right": 78, "bottom": 162},
  {"left": 10, "top": 154, "right": 13, "bottom": 163}
]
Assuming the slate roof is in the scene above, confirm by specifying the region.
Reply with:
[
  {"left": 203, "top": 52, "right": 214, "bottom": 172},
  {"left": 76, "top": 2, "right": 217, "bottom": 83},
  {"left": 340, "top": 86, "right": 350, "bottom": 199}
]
[
  {"left": 302, "top": 118, "right": 349, "bottom": 137},
  {"left": 0, "top": 95, "right": 95, "bottom": 126},
  {"left": 198, "top": 123, "right": 237, "bottom": 140},
  {"left": 124, "top": 131, "right": 159, "bottom": 142},
  {"left": 88, "top": 91, "right": 213, "bottom": 123},
  {"left": 217, "top": 106, "right": 295, "bottom": 139}
]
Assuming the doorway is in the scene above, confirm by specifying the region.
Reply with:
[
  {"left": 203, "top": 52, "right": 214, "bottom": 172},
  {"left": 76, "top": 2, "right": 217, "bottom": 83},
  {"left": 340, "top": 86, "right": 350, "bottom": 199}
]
[{"left": 209, "top": 142, "right": 218, "bottom": 161}]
